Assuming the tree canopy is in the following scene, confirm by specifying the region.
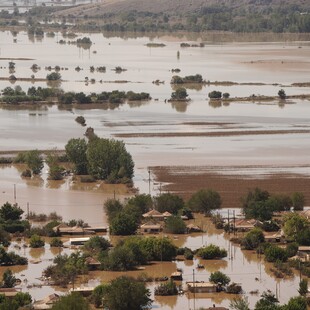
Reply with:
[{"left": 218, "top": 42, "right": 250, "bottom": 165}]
[{"left": 187, "top": 189, "right": 221, "bottom": 215}]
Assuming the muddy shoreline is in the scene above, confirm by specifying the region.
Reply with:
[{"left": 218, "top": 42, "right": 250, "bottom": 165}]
[{"left": 152, "top": 165, "right": 310, "bottom": 208}]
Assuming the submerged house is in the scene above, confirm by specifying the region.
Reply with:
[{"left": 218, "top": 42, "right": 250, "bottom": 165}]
[
  {"left": 140, "top": 221, "right": 162, "bottom": 234},
  {"left": 143, "top": 209, "right": 165, "bottom": 220},
  {"left": 232, "top": 219, "right": 261, "bottom": 232},
  {"left": 33, "top": 293, "right": 60, "bottom": 309},
  {"left": 187, "top": 282, "right": 217, "bottom": 293}
]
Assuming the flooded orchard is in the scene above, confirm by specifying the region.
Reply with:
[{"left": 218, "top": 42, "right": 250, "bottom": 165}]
[{"left": 0, "top": 30, "right": 310, "bottom": 308}]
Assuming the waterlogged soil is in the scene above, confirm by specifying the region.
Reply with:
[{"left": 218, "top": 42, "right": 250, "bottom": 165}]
[{"left": 0, "top": 31, "right": 310, "bottom": 308}]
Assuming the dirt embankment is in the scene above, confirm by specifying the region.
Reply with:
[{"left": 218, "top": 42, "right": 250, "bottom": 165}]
[{"left": 152, "top": 166, "right": 310, "bottom": 209}]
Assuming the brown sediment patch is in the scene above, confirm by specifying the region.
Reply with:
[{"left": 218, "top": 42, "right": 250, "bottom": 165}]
[
  {"left": 114, "top": 129, "right": 310, "bottom": 138},
  {"left": 152, "top": 166, "right": 310, "bottom": 209},
  {"left": 0, "top": 57, "right": 35, "bottom": 60}
]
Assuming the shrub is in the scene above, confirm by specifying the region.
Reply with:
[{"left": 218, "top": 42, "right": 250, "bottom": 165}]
[
  {"left": 197, "top": 244, "right": 227, "bottom": 259},
  {"left": 29, "top": 234, "right": 45, "bottom": 248},
  {"left": 50, "top": 237, "right": 63, "bottom": 247},
  {"left": 155, "top": 280, "right": 178, "bottom": 296}
]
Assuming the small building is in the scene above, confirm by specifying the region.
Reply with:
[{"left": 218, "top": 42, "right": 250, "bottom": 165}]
[
  {"left": 53, "top": 224, "right": 93, "bottom": 236},
  {"left": 162, "top": 211, "right": 173, "bottom": 218},
  {"left": 187, "top": 282, "right": 217, "bottom": 293},
  {"left": 140, "top": 221, "right": 162, "bottom": 234},
  {"left": 85, "top": 257, "right": 101, "bottom": 270},
  {"left": 264, "top": 231, "right": 284, "bottom": 243},
  {"left": 143, "top": 209, "right": 164, "bottom": 220},
  {"left": 186, "top": 224, "right": 202, "bottom": 233},
  {"left": 70, "top": 287, "right": 95, "bottom": 297},
  {"left": 171, "top": 271, "right": 183, "bottom": 281},
  {"left": 0, "top": 288, "right": 20, "bottom": 298},
  {"left": 33, "top": 293, "right": 60, "bottom": 309},
  {"left": 297, "top": 246, "right": 310, "bottom": 261},
  {"left": 69, "top": 237, "right": 90, "bottom": 246},
  {"left": 232, "top": 219, "right": 261, "bottom": 232}
]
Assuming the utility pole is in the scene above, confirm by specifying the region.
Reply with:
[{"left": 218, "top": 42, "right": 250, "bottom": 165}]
[
  {"left": 193, "top": 269, "right": 196, "bottom": 310},
  {"left": 27, "top": 202, "right": 29, "bottom": 219},
  {"left": 148, "top": 169, "right": 151, "bottom": 195},
  {"left": 227, "top": 210, "right": 230, "bottom": 234},
  {"left": 14, "top": 184, "right": 16, "bottom": 203}
]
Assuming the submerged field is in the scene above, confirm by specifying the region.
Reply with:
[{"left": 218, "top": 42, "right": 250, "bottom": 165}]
[{"left": 0, "top": 30, "right": 310, "bottom": 308}]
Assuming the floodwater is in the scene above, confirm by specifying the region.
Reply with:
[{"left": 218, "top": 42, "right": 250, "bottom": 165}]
[{"left": 0, "top": 30, "right": 310, "bottom": 308}]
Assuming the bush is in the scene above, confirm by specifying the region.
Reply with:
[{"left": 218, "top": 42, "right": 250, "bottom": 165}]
[
  {"left": 155, "top": 280, "right": 178, "bottom": 296},
  {"left": 50, "top": 237, "right": 63, "bottom": 247},
  {"left": 264, "top": 244, "right": 288, "bottom": 262},
  {"left": 209, "top": 271, "right": 230, "bottom": 286},
  {"left": 208, "top": 90, "right": 222, "bottom": 99},
  {"left": 197, "top": 244, "right": 227, "bottom": 259},
  {"left": 46, "top": 72, "right": 61, "bottom": 81},
  {"left": 241, "top": 228, "right": 265, "bottom": 250},
  {"left": 165, "top": 216, "right": 186, "bottom": 234},
  {"left": 227, "top": 282, "right": 242, "bottom": 294},
  {"left": 29, "top": 234, "right": 45, "bottom": 248}
]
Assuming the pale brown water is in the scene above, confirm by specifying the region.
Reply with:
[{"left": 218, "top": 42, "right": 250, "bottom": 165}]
[{"left": 0, "top": 31, "right": 310, "bottom": 308}]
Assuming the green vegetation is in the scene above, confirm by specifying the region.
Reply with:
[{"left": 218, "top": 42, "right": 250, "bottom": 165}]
[
  {"left": 209, "top": 271, "right": 230, "bottom": 287},
  {"left": 230, "top": 297, "right": 250, "bottom": 310},
  {"left": 196, "top": 244, "right": 227, "bottom": 259},
  {"left": 65, "top": 136, "right": 134, "bottom": 184},
  {"left": 0, "top": 202, "right": 29, "bottom": 233},
  {"left": 50, "top": 237, "right": 63, "bottom": 247},
  {"left": 46, "top": 72, "right": 61, "bottom": 81},
  {"left": 298, "top": 279, "right": 308, "bottom": 296},
  {"left": 241, "top": 228, "right": 265, "bottom": 250},
  {"left": 155, "top": 279, "right": 178, "bottom": 295},
  {"left": 100, "top": 236, "right": 177, "bottom": 271},
  {"left": 165, "top": 216, "right": 186, "bottom": 234},
  {"left": 29, "top": 234, "right": 45, "bottom": 248},
  {"left": 170, "top": 87, "right": 188, "bottom": 100},
  {"left": 0, "top": 247, "right": 27, "bottom": 265},
  {"left": 91, "top": 276, "right": 151, "bottom": 310},
  {"left": 264, "top": 244, "right": 288, "bottom": 263},
  {"left": 51, "top": 292, "right": 90, "bottom": 310},
  {"left": 44, "top": 252, "right": 88, "bottom": 286},
  {"left": 278, "top": 89, "right": 286, "bottom": 99},
  {"left": 154, "top": 193, "right": 184, "bottom": 214},
  {"left": 170, "top": 74, "right": 203, "bottom": 84},
  {"left": 0, "top": 291, "right": 32, "bottom": 310},
  {"left": 208, "top": 90, "right": 222, "bottom": 99},
  {"left": 242, "top": 188, "right": 304, "bottom": 221},
  {"left": 187, "top": 189, "right": 222, "bottom": 215}
]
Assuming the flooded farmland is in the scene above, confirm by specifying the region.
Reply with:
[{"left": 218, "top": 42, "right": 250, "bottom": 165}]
[{"left": 0, "top": 30, "right": 310, "bottom": 308}]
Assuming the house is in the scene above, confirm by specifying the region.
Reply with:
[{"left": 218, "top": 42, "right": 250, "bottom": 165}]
[
  {"left": 186, "top": 224, "right": 202, "bottom": 233},
  {"left": 53, "top": 224, "right": 93, "bottom": 236},
  {"left": 162, "top": 211, "right": 173, "bottom": 218},
  {"left": 171, "top": 271, "right": 183, "bottom": 280},
  {"left": 297, "top": 246, "right": 310, "bottom": 261},
  {"left": 232, "top": 219, "right": 261, "bottom": 232},
  {"left": 143, "top": 209, "right": 165, "bottom": 220},
  {"left": 0, "top": 288, "right": 20, "bottom": 298},
  {"left": 264, "top": 231, "right": 284, "bottom": 243},
  {"left": 85, "top": 257, "right": 101, "bottom": 270},
  {"left": 187, "top": 282, "right": 217, "bottom": 293},
  {"left": 33, "top": 293, "right": 60, "bottom": 309},
  {"left": 140, "top": 221, "right": 162, "bottom": 233},
  {"left": 70, "top": 287, "right": 95, "bottom": 297},
  {"left": 300, "top": 209, "right": 310, "bottom": 221},
  {"left": 69, "top": 237, "right": 90, "bottom": 246}
]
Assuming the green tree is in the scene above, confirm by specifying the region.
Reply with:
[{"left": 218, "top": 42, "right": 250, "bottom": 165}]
[
  {"left": 101, "top": 276, "right": 151, "bottom": 310},
  {"left": 127, "top": 194, "right": 152, "bottom": 214},
  {"left": 278, "top": 89, "right": 286, "bottom": 99},
  {"left": 291, "top": 192, "right": 305, "bottom": 211},
  {"left": 109, "top": 212, "right": 138, "bottom": 235},
  {"left": 65, "top": 138, "right": 88, "bottom": 175},
  {"left": 155, "top": 279, "right": 178, "bottom": 295},
  {"left": 255, "top": 291, "right": 280, "bottom": 310},
  {"left": 87, "top": 138, "right": 134, "bottom": 181},
  {"left": 51, "top": 292, "right": 90, "bottom": 310},
  {"left": 264, "top": 244, "right": 288, "bottom": 263},
  {"left": 0, "top": 202, "right": 23, "bottom": 221},
  {"left": 187, "top": 189, "right": 221, "bottom": 215},
  {"left": 50, "top": 237, "right": 63, "bottom": 247},
  {"left": 209, "top": 271, "right": 230, "bottom": 287},
  {"left": 283, "top": 213, "right": 309, "bottom": 242},
  {"left": 241, "top": 228, "right": 265, "bottom": 250},
  {"left": 284, "top": 296, "right": 307, "bottom": 310},
  {"left": 25, "top": 150, "right": 43, "bottom": 174},
  {"left": 83, "top": 236, "right": 110, "bottom": 255},
  {"left": 47, "top": 72, "right": 61, "bottom": 81},
  {"left": 208, "top": 90, "right": 222, "bottom": 99},
  {"left": 1, "top": 269, "right": 16, "bottom": 288},
  {"left": 298, "top": 279, "right": 308, "bottom": 296},
  {"left": 155, "top": 193, "right": 184, "bottom": 214},
  {"left": 165, "top": 216, "right": 186, "bottom": 234},
  {"left": 29, "top": 234, "right": 45, "bottom": 248},
  {"left": 230, "top": 297, "right": 250, "bottom": 310},
  {"left": 171, "top": 87, "right": 188, "bottom": 100},
  {"left": 104, "top": 199, "right": 123, "bottom": 221},
  {"left": 197, "top": 244, "right": 227, "bottom": 259}
]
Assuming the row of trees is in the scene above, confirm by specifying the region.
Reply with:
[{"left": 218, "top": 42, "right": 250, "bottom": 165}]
[
  {"left": 242, "top": 188, "right": 305, "bottom": 221},
  {"left": 0, "top": 86, "right": 150, "bottom": 105}
]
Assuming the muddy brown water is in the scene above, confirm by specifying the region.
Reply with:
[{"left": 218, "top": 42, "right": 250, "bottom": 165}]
[{"left": 0, "top": 31, "right": 310, "bottom": 308}]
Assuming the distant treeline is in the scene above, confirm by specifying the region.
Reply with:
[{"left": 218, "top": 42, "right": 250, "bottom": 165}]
[
  {"left": 0, "top": 3, "right": 310, "bottom": 33},
  {"left": 0, "top": 86, "right": 150, "bottom": 105}
]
